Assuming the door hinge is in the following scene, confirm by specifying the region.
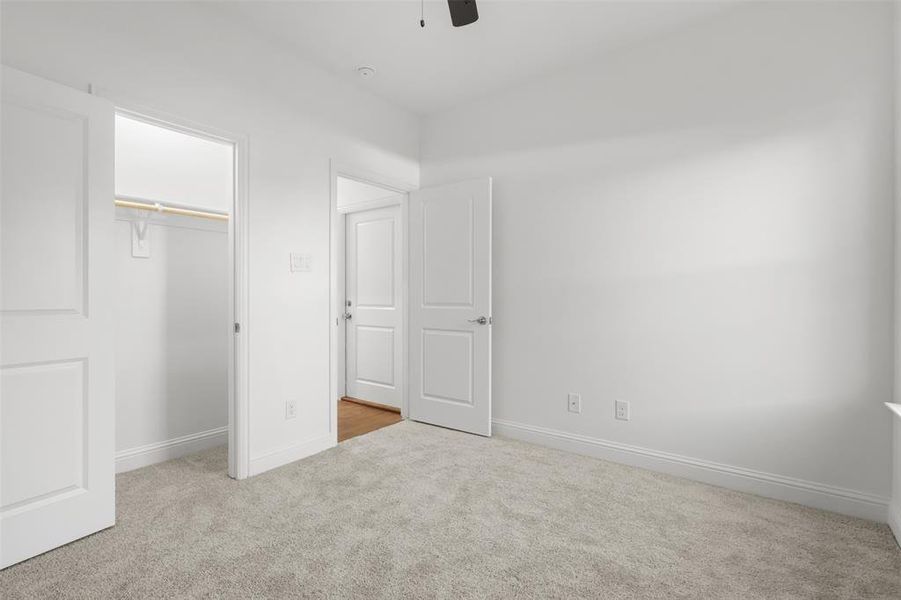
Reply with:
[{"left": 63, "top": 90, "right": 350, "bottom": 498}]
[{"left": 234, "top": 322, "right": 241, "bottom": 334}]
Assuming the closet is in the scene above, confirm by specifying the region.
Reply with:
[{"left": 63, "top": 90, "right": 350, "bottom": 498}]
[{"left": 113, "top": 114, "right": 233, "bottom": 473}]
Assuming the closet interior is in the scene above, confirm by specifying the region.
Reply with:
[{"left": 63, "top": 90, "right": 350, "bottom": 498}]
[{"left": 114, "top": 113, "right": 233, "bottom": 473}]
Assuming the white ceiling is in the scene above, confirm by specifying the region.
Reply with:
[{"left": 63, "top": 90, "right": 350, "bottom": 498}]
[{"left": 221, "top": 1, "right": 733, "bottom": 116}]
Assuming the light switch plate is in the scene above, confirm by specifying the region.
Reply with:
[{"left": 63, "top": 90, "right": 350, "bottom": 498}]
[{"left": 290, "top": 253, "right": 312, "bottom": 273}]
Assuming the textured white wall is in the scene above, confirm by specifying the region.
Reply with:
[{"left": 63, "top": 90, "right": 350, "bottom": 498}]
[
  {"left": 422, "top": 2, "right": 895, "bottom": 501},
  {"left": 0, "top": 1, "right": 420, "bottom": 474},
  {"left": 114, "top": 114, "right": 232, "bottom": 467},
  {"left": 336, "top": 176, "right": 399, "bottom": 211},
  {"left": 115, "top": 114, "right": 234, "bottom": 213},
  {"left": 114, "top": 217, "right": 228, "bottom": 455}
]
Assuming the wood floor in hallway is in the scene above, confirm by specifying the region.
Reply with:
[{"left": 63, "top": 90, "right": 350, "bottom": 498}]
[{"left": 338, "top": 398, "right": 403, "bottom": 442}]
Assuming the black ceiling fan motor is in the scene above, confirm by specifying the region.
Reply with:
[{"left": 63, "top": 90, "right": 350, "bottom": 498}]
[{"left": 448, "top": 0, "right": 479, "bottom": 27}]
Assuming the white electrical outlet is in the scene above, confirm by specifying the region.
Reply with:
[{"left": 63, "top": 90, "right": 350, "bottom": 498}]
[
  {"left": 615, "top": 400, "right": 630, "bottom": 421},
  {"left": 567, "top": 393, "right": 581, "bottom": 414},
  {"left": 286, "top": 399, "right": 298, "bottom": 420}
]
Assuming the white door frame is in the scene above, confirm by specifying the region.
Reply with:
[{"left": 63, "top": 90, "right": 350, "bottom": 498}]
[
  {"left": 329, "top": 162, "right": 416, "bottom": 443},
  {"left": 95, "top": 90, "right": 251, "bottom": 480}
]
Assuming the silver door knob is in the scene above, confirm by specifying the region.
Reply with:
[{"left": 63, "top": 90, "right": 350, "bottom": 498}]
[
  {"left": 468, "top": 316, "right": 488, "bottom": 325},
  {"left": 343, "top": 312, "right": 353, "bottom": 320}
]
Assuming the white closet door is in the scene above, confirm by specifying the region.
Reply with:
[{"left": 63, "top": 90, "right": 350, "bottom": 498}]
[
  {"left": 1, "top": 67, "right": 116, "bottom": 568},
  {"left": 409, "top": 178, "right": 492, "bottom": 436},
  {"left": 345, "top": 205, "right": 403, "bottom": 409}
]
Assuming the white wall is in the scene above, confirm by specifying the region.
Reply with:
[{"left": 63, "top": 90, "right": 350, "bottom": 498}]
[
  {"left": 115, "top": 114, "right": 234, "bottom": 213},
  {"left": 114, "top": 114, "right": 233, "bottom": 472},
  {"left": 422, "top": 2, "right": 895, "bottom": 518},
  {"left": 336, "top": 176, "right": 398, "bottom": 212},
  {"left": 0, "top": 1, "right": 420, "bottom": 475},
  {"left": 115, "top": 215, "right": 228, "bottom": 471}
]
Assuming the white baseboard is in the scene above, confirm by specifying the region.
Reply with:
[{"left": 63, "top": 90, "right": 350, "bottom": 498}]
[
  {"left": 248, "top": 434, "right": 335, "bottom": 477},
  {"left": 116, "top": 426, "right": 228, "bottom": 473},
  {"left": 888, "top": 502, "right": 901, "bottom": 547},
  {"left": 492, "top": 419, "right": 890, "bottom": 523}
]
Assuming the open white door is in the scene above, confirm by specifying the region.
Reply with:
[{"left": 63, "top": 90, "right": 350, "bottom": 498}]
[
  {"left": 409, "top": 178, "right": 491, "bottom": 436},
  {"left": 1, "top": 67, "right": 115, "bottom": 568}
]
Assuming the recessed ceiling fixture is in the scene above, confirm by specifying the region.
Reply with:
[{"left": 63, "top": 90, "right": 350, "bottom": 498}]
[{"left": 356, "top": 66, "right": 376, "bottom": 79}]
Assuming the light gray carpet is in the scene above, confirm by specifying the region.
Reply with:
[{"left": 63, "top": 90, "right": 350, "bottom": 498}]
[{"left": 1, "top": 421, "right": 899, "bottom": 599}]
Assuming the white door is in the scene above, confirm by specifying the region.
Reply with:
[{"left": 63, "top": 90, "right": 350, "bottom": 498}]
[
  {"left": 409, "top": 179, "right": 491, "bottom": 436},
  {"left": 345, "top": 205, "right": 403, "bottom": 409},
  {"left": 1, "top": 67, "right": 115, "bottom": 568}
]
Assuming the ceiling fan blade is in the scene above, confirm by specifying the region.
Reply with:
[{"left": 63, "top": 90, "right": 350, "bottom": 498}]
[{"left": 448, "top": 0, "right": 478, "bottom": 27}]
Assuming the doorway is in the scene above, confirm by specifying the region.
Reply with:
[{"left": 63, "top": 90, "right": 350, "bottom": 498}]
[
  {"left": 112, "top": 108, "right": 248, "bottom": 478},
  {"left": 329, "top": 165, "right": 494, "bottom": 444},
  {"left": 340, "top": 203, "right": 405, "bottom": 440},
  {"left": 331, "top": 168, "right": 415, "bottom": 443}
]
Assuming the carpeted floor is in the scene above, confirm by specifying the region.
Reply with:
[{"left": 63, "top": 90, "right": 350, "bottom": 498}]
[{"left": 1, "top": 421, "right": 900, "bottom": 599}]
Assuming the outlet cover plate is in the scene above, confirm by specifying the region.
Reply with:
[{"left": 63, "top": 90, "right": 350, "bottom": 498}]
[
  {"left": 615, "top": 400, "right": 630, "bottom": 421},
  {"left": 568, "top": 393, "right": 581, "bottom": 414}
]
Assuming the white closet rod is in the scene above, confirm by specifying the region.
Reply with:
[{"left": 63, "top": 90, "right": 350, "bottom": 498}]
[{"left": 114, "top": 197, "right": 229, "bottom": 222}]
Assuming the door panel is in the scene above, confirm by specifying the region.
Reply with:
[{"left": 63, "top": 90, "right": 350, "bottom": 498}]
[
  {"left": 355, "top": 326, "right": 395, "bottom": 387},
  {"left": 422, "top": 329, "right": 473, "bottom": 405},
  {"left": 355, "top": 218, "right": 396, "bottom": 307},
  {"left": 1, "top": 101, "right": 86, "bottom": 313},
  {"left": 345, "top": 205, "right": 402, "bottom": 408},
  {"left": 1, "top": 361, "right": 86, "bottom": 509},
  {"left": 1, "top": 67, "right": 115, "bottom": 569},
  {"left": 409, "top": 178, "right": 491, "bottom": 436},
  {"left": 423, "top": 194, "right": 472, "bottom": 307}
]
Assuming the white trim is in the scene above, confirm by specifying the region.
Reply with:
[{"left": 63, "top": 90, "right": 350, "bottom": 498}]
[
  {"left": 888, "top": 502, "right": 901, "bottom": 548},
  {"left": 94, "top": 87, "right": 252, "bottom": 481},
  {"left": 231, "top": 126, "right": 251, "bottom": 480},
  {"left": 336, "top": 193, "right": 406, "bottom": 215},
  {"left": 336, "top": 167, "right": 418, "bottom": 196},
  {"left": 112, "top": 105, "right": 236, "bottom": 147},
  {"left": 492, "top": 418, "right": 890, "bottom": 522},
  {"left": 885, "top": 402, "right": 901, "bottom": 419},
  {"left": 115, "top": 427, "right": 228, "bottom": 474},
  {"left": 248, "top": 435, "right": 335, "bottom": 477}
]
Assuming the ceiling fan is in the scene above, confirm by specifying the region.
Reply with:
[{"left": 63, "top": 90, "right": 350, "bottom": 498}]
[
  {"left": 447, "top": 0, "right": 479, "bottom": 27},
  {"left": 421, "top": 0, "right": 479, "bottom": 28}
]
